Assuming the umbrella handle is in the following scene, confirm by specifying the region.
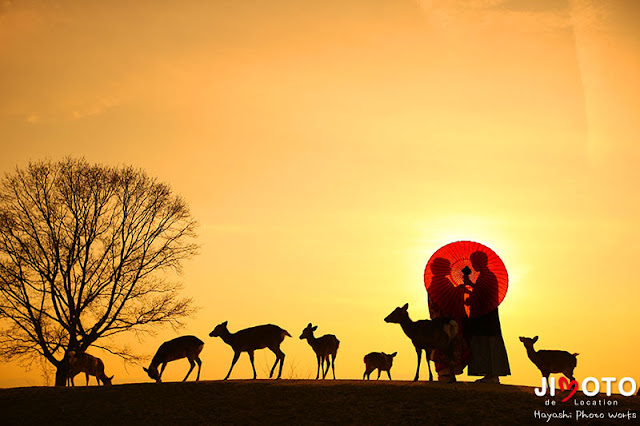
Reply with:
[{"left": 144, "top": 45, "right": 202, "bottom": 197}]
[{"left": 462, "top": 275, "right": 475, "bottom": 288}]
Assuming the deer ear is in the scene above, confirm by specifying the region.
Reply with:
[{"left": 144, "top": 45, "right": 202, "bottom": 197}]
[
  {"left": 402, "top": 303, "right": 408, "bottom": 310},
  {"left": 391, "top": 352, "right": 397, "bottom": 357},
  {"left": 533, "top": 336, "right": 539, "bottom": 342},
  {"left": 312, "top": 326, "right": 317, "bottom": 331},
  {"left": 307, "top": 323, "right": 312, "bottom": 328},
  {"left": 222, "top": 321, "right": 228, "bottom": 326}
]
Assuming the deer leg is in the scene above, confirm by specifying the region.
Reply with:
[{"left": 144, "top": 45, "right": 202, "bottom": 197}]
[
  {"left": 564, "top": 369, "right": 575, "bottom": 381},
  {"left": 425, "top": 349, "right": 434, "bottom": 382},
  {"left": 269, "top": 347, "right": 285, "bottom": 379},
  {"left": 448, "top": 360, "right": 457, "bottom": 383},
  {"left": 248, "top": 351, "right": 257, "bottom": 379},
  {"left": 364, "top": 365, "right": 375, "bottom": 380},
  {"left": 195, "top": 357, "right": 202, "bottom": 381},
  {"left": 85, "top": 373, "right": 90, "bottom": 386},
  {"left": 224, "top": 352, "right": 241, "bottom": 380},
  {"left": 322, "top": 355, "right": 329, "bottom": 379},
  {"left": 376, "top": 369, "right": 381, "bottom": 380},
  {"left": 325, "top": 355, "right": 331, "bottom": 377},
  {"left": 183, "top": 358, "right": 195, "bottom": 381},
  {"left": 158, "top": 363, "right": 167, "bottom": 382},
  {"left": 315, "top": 354, "right": 321, "bottom": 379},
  {"left": 542, "top": 373, "right": 551, "bottom": 391},
  {"left": 331, "top": 354, "right": 336, "bottom": 380},
  {"left": 324, "top": 356, "right": 331, "bottom": 379},
  {"left": 414, "top": 348, "right": 422, "bottom": 381},
  {"left": 446, "top": 346, "right": 457, "bottom": 383},
  {"left": 268, "top": 348, "right": 279, "bottom": 378},
  {"left": 269, "top": 361, "right": 277, "bottom": 378},
  {"left": 277, "top": 349, "right": 286, "bottom": 379},
  {"left": 387, "top": 370, "right": 392, "bottom": 380}
]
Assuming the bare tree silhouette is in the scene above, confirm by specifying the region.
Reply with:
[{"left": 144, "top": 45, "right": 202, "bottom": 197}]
[{"left": 0, "top": 158, "right": 198, "bottom": 386}]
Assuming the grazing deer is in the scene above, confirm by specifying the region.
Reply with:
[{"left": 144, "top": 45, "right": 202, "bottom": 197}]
[
  {"left": 67, "top": 351, "right": 113, "bottom": 386},
  {"left": 299, "top": 323, "right": 340, "bottom": 380},
  {"left": 363, "top": 352, "right": 397, "bottom": 380},
  {"left": 209, "top": 321, "right": 291, "bottom": 380},
  {"left": 519, "top": 336, "right": 578, "bottom": 381},
  {"left": 143, "top": 335, "right": 204, "bottom": 383},
  {"left": 384, "top": 303, "right": 458, "bottom": 382}
]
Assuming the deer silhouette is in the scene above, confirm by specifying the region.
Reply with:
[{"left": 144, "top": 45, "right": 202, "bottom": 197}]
[
  {"left": 67, "top": 351, "right": 113, "bottom": 386},
  {"left": 385, "top": 303, "right": 458, "bottom": 382},
  {"left": 210, "top": 321, "right": 291, "bottom": 380},
  {"left": 299, "top": 323, "right": 340, "bottom": 379},
  {"left": 363, "top": 351, "right": 397, "bottom": 380},
  {"left": 143, "top": 335, "right": 204, "bottom": 382},
  {"left": 519, "top": 336, "right": 578, "bottom": 382}
]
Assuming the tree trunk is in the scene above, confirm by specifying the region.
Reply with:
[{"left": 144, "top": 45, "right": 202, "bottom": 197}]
[{"left": 55, "top": 361, "right": 70, "bottom": 387}]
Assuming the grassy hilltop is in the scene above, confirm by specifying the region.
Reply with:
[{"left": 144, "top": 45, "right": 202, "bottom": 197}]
[{"left": 1, "top": 380, "right": 639, "bottom": 425}]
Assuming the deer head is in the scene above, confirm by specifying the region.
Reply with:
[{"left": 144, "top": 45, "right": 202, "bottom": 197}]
[
  {"left": 209, "top": 321, "right": 229, "bottom": 338},
  {"left": 384, "top": 303, "right": 409, "bottom": 324},
  {"left": 299, "top": 323, "right": 317, "bottom": 340},
  {"left": 143, "top": 366, "right": 161, "bottom": 382},
  {"left": 519, "top": 336, "right": 539, "bottom": 349}
]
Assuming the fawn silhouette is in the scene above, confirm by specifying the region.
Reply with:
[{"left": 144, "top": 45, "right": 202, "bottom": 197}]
[
  {"left": 363, "top": 351, "right": 397, "bottom": 380},
  {"left": 299, "top": 323, "right": 340, "bottom": 379}
]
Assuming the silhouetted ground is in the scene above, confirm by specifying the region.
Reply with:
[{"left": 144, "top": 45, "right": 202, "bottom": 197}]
[{"left": 1, "top": 380, "right": 639, "bottom": 425}]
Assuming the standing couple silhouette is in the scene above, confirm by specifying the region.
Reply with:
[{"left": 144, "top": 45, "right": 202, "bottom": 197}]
[{"left": 428, "top": 250, "right": 510, "bottom": 383}]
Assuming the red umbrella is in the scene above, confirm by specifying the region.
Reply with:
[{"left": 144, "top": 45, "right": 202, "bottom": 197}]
[{"left": 424, "top": 241, "right": 508, "bottom": 318}]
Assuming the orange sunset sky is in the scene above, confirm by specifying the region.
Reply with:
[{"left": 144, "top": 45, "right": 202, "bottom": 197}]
[{"left": 1, "top": 0, "right": 640, "bottom": 389}]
